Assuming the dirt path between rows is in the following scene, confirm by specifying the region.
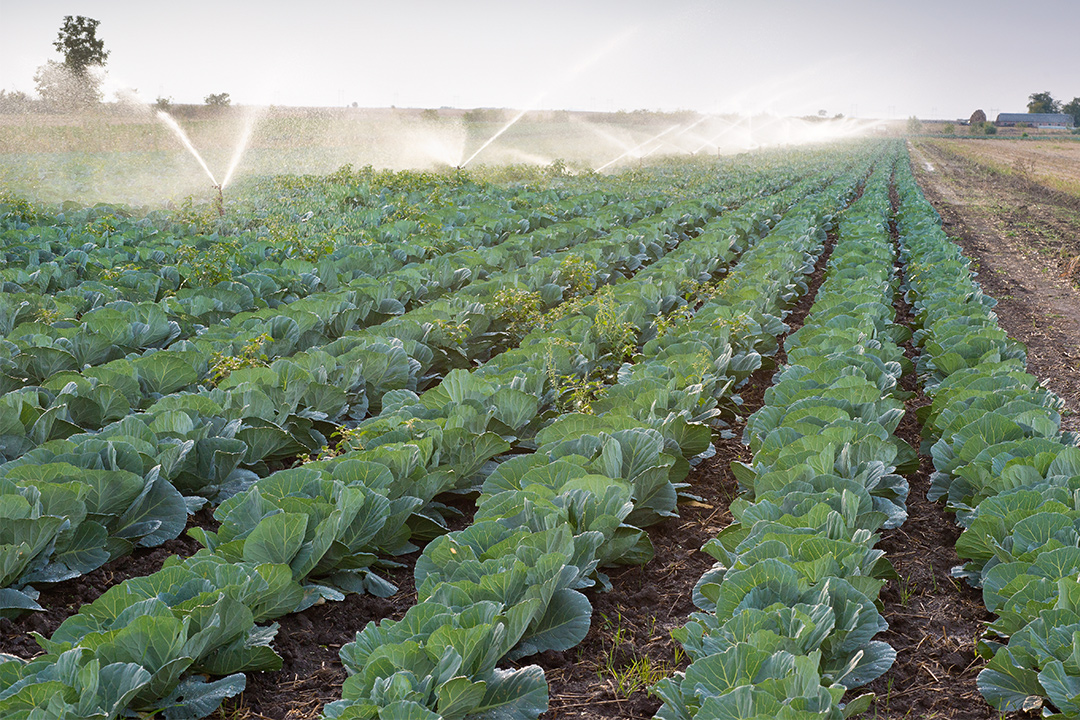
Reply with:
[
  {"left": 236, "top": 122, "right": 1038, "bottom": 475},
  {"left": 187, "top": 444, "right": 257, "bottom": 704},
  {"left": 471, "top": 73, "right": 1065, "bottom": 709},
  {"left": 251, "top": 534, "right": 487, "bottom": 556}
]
[{"left": 909, "top": 140, "right": 1080, "bottom": 430}]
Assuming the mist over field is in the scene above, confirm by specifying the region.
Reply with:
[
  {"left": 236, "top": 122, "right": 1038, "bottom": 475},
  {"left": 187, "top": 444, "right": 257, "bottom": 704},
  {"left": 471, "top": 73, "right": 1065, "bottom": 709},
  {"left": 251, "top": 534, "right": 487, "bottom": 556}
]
[{"left": 2, "top": 5, "right": 1080, "bottom": 720}]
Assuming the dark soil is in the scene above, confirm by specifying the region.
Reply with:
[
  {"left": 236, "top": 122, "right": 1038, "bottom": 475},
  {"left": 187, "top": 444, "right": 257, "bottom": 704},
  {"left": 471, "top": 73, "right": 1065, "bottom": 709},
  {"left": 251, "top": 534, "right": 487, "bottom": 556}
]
[
  {"left": 850, "top": 196, "right": 995, "bottom": 718},
  {"left": 536, "top": 229, "right": 838, "bottom": 719},
  {"left": 911, "top": 140, "right": 1080, "bottom": 429},
  {"left": 217, "top": 557, "right": 419, "bottom": 720},
  {"left": 0, "top": 507, "right": 217, "bottom": 659}
]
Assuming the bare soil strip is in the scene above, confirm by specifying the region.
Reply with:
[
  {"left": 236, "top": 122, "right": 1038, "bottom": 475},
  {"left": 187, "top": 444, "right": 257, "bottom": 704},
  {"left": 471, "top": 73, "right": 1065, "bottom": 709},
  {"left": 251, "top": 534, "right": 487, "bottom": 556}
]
[
  {"left": 910, "top": 140, "right": 1080, "bottom": 429},
  {"left": 536, "top": 232, "right": 838, "bottom": 720}
]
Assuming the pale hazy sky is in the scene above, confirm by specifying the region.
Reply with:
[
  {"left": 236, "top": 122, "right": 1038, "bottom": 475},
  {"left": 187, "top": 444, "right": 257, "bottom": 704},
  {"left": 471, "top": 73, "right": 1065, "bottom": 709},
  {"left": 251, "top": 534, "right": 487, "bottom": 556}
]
[{"left": 1, "top": 0, "right": 1078, "bottom": 119}]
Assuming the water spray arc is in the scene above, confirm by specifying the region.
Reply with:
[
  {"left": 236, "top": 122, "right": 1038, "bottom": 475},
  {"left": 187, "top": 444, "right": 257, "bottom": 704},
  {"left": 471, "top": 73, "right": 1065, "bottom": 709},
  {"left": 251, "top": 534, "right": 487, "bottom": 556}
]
[
  {"left": 595, "top": 123, "right": 682, "bottom": 172},
  {"left": 458, "top": 25, "right": 637, "bottom": 168},
  {"left": 459, "top": 105, "right": 533, "bottom": 169},
  {"left": 155, "top": 109, "right": 259, "bottom": 216},
  {"left": 157, "top": 111, "right": 219, "bottom": 186}
]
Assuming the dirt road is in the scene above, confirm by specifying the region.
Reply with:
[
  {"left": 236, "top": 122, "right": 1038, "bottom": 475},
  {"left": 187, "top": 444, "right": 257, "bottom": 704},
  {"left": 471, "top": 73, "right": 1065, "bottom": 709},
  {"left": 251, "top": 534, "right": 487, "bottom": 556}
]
[{"left": 909, "top": 139, "right": 1080, "bottom": 429}]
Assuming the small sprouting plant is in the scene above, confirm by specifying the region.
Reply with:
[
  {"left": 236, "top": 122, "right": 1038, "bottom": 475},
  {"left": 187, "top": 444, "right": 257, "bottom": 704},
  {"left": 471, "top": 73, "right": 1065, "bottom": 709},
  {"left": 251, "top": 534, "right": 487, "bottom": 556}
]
[
  {"left": 87, "top": 213, "right": 120, "bottom": 238},
  {"left": 555, "top": 375, "right": 607, "bottom": 414},
  {"left": 0, "top": 192, "right": 39, "bottom": 225},
  {"left": 308, "top": 425, "right": 367, "bottom": 462},
  {"left": 97, "top": 262, "right": 140, "bottom": 282},
  {"left": 556, "top": 254, "right": 598, "bottom": 299},
  {"left": 176, "top": 236, "right": 242, "bottom": 287},
  {"left": 592, "top": 288, "right": 637, "bottom": 364},
  {"left": 897, "top": 576, "right": 917, "bottom": 606},
  {"left": 208, "top": 333, "right": 272, "bottom": 386},
  {"left": 491, "top": 287, "right": 543, "bottom": 340},
  {"left": 597, "top": 612, "right": 684, "bottom": 698},
  {"left": 33, "top": 305, "right": 62, "bottom": 325},
  {"left": 174, "top": 194, "right": 219, "bottom": 234}
]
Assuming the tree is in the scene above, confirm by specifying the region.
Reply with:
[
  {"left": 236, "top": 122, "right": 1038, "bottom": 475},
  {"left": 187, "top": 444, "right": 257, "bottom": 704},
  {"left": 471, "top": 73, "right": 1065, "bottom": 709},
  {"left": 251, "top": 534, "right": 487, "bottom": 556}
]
[
  {"left": 969, "top": 109, "right": 986, "bottom": 125},
  {"left": 906, "top": 116, "right": 922, "bottom": 134},
  {"left": 35, "top": 16, "right": 108, "bottom": 110},
  {"left": 0, "top": 90, "right": 31, "bottom": 114},
  {"left": 54, "top": 16, "right": 109, "bottom": 74},
  {"left": 1028, "top": 91, "right": 1061, "bottom": 114},
  {"left": 204, "top": 93, "right": 231, "bottom": 106},
  {"left": 1063, "top": 98, "right": 1080, "bottom": 127}
]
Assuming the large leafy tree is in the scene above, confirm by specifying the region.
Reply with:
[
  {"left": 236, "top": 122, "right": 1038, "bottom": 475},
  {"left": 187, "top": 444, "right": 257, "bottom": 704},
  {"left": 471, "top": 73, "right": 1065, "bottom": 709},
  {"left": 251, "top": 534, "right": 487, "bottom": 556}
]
[
  {"left": 1027, "top": 91, "right": 1061, "bottom": 114},
  {"left": 1063, "top": 98, "right": 1080, "bottom": 127},
  {"left": 35, "top": 16, "right": 109, "bottom": 110},
  {"left": 54, "top": 15, "right": 109, "bottom": 73}
]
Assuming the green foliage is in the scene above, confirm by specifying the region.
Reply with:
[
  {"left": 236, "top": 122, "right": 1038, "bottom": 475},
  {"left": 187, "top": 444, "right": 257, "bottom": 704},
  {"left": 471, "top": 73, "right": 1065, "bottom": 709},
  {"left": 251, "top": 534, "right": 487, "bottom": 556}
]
[
  {"left": 209, "top": 333, "right": 272, "bottom": 386},
  {"left": 0, "top": 141, "right": 900, "bottom": 720},
  {"left": 1028, "top": 90, "right": 1061, "bottom": 114},
  {"left": 174, "top": 235, "right": 241, "bottom": 286},
  {"left": 555, "top": 254, "right": 598, "bottom": 299},
  {"left": 1063, "top": 97, "right": 1080, "bottom": 126},
  {"left": 204, "top": 92, "right": 231, "bottom": 107},
  {"left": 491, "top": 286, "right": 543, "bottom": 340},
  {"left": 53, "top": 15, "right": 109, "bottom": 74},
  {"left": 0, "top": 191, "right": 39, "bottom": 224}
]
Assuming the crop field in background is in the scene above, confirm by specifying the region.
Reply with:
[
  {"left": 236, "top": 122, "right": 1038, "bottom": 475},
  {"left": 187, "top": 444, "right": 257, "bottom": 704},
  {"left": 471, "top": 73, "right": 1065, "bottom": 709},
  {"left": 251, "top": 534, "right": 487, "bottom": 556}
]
[
  {"left": 1, "top": 136, "right": 1079, "bottom": 720},
  {"left": 924, "top": 137, "right": 1080, "bottom": 199},
  {"left": 0, "top": 107, "right": 894, "bottom": 206}
]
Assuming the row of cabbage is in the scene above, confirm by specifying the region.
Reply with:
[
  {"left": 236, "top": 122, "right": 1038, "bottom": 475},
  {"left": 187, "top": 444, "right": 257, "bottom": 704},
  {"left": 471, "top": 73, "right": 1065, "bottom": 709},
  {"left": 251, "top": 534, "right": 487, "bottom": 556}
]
[
  {"left": 0, "top": 189, "right": 656, "bottom": 393},
  {"left": 652, "top": 149, "right": 915, "bottom": 719},
  {"left": 0, "top": 190, "right": 684, "bottom": 463},
  {"left": 894, "top": 160, "right": 1080, "bottom": 716},
  {"left": 0, "top": 146, "right": 874, "bottom": 718},
  {"left": 319, "top": 155, "right": 877, "bottom": 720},
  {"left": 0, "top": 154, "right": 809, "bottom": 346},
  {"left": 0, "top": 151, "right": 832, "bottom": 614},
  {"left": 0, "top": 153, "right": 857, "bottom": 719},
  {"left": 0, "top": 190, "right": 729, "bottom": 615},
  {"left": 0, "top": 174, "right": 577, "bottom": 304}
]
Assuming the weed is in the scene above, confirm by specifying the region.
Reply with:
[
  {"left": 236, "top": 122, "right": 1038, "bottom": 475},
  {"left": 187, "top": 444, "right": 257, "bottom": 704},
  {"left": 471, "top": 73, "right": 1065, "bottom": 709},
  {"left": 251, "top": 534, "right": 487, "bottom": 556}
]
[
  {"left": 208, "top": 333, "right": 272, "bottom": 386},
  {"left": 554, "top": 374, "right": 607, "bottom": 414},
  {"left": 491, "top": 286, "right": 543, "bottom": 340},
  {"left": 898, "top": 576, "right": 917, "bottom": 606},
  {"left": 33, "top": 305, "right": 62, "bottom": 325},
  {"left": 556, "top": 254, "right": 598, "bottom": 300},
  {"left": 175, "top": 236, "right": 242, "bottom": 287},
  {"left": 596, "top": 612, "right": 684, "bottom": 698}
]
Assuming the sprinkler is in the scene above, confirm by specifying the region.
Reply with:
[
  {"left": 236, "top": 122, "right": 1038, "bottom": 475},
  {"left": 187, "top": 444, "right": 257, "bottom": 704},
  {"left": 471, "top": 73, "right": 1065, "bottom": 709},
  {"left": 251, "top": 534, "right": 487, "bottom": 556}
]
[{"left": 213, "top": 184, "right": 224, "bottom": 217}]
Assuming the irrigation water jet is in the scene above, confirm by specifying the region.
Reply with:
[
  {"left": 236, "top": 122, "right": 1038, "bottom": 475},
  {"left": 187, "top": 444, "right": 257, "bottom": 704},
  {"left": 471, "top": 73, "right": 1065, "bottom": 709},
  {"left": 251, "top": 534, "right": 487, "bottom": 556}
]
[
  {"left": 220, "top": 113, "right": 258, "bottom": 189},
  {"left": 156, "top": 111, "right": 219, "bottom": 186},
  {"left": 156, "top": 109, "right": 261, "bottom": 215},
  {"left": 595, "top": 122, "right": 683, "bottom": 172},
  {"left": 459, "top": 26, "right": 637, "bottom": 168}
]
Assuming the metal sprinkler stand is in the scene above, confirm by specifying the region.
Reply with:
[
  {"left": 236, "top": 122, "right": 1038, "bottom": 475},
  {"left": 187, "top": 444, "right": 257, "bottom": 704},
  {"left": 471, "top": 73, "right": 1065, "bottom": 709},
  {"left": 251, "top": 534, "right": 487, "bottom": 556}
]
[{"left": 213, "top": 185, "right": 224, "bottom": 217}]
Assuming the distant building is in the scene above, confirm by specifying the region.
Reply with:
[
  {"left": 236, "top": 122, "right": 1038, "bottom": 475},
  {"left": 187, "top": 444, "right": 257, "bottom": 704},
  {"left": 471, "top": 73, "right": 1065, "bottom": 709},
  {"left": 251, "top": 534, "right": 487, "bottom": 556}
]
[{"left": 995, "top": 113, "right": 1074, "bottom": 128}]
